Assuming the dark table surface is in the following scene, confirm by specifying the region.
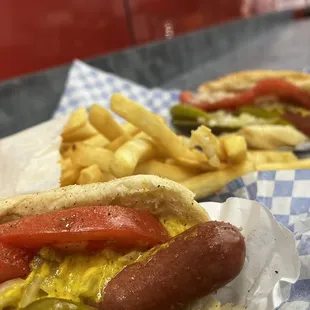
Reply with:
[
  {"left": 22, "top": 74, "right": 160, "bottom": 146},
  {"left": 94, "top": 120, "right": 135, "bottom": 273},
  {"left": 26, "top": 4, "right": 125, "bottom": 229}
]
[{"left": 1, "top": 11, "right": 310, "bottom": 139}]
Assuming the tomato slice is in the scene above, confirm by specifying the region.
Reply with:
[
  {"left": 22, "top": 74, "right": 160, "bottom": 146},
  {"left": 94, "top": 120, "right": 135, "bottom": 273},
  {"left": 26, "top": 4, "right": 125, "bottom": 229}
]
[
  {"left": 180, "top": 90, "right": 256, "bottom": 111},
  {"left": 180, "top": 78, "right": 310, "bottom": 111},
  {"left": 180, "top": 90, "right": 197, "bottom": 105},
  {"left": 0, "top": 206, "right": 169, "bottom": 249},
  {"left": 0, "top": 243, "right": 34, "bottom": 283},
  {"left": 52, "top": 240, "right": 135, "bottom": 254},
  {"left": 253, "top": 78, "right": 310, "bottom": 109}
]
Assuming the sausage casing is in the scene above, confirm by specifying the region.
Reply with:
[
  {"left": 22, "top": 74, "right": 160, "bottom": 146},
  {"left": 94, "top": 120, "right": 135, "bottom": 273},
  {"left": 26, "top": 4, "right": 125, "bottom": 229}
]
[{"left": 101, "top": 221, "right": 245, "bottom": 310}]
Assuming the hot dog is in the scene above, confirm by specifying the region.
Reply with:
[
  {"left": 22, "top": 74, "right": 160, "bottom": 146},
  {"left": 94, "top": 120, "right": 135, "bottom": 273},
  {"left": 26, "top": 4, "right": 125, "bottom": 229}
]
[
  {"left": 102, "top": 221, "right": 245, "bottom": 310},
  {"left": 172, "top": 70, "right": 310, "bottom": 148},
  {"left": 0, "top": 175, "right": 245, "bottom": 310}
]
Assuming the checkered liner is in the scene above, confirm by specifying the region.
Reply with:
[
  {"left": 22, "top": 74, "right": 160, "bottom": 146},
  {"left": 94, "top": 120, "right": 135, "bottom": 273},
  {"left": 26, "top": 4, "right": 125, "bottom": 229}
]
[{"left": 55, "top": 60, "right": 310, "bottom": 309}]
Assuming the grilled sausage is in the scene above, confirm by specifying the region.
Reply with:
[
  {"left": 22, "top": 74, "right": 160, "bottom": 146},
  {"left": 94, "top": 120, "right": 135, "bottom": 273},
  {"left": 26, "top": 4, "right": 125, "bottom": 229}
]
[{"left": 101, "top": 221, "right": 245, "bottom": 310}]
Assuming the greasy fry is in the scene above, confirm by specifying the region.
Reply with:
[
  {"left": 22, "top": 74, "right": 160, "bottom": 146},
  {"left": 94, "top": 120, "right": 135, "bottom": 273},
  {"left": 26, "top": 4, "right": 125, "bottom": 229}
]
[
  {"left": 134, "top": 159, "right": 197, "bottom": 182},
  {"left": 111, "top": 94, "right": 221, "bottom": 170},
  {"left": 69, "top": 144, "right": 114, "bottom": 172},
  {"left": 173, "top": 152, "right": 223, "bottom": 171},
  {"left": 60, "top": 142, "right": 72, "bottom": 155},
  {"left": 220, "top": 135, "right": 247, "bottom": 164},
  {"left": 257, "top": 159, "right": 310, "bottom": 171},
  {"left": 111, "top": 94, "right": 194, "bottom": 159},
  {"left": 62, "top": 122, "right": 98, "bottom": 143},
  {"left": 189, "top": 126, "right": 224, "bottom": 166},
  {"left": 60, "top": 96, "right": 307, "bottom": 196},
  {"left": 181, "top": 160, "right": 255, "bottom": 200},
  {"left": 101, "top": 171, "right": 116, "bottom": 182},
  {"left": 60, "top": 158, "right": 81, "bottom": 187},
  {"left": 82, "top": 134, "right": 110, "bottom": 148},
  {"left": 62, "top": 107, "right": 87, "bottom": 137},
  {"left": 61, "top": 107, "right": 98, "bottom": 142},
  {"left": 110, "top": 133, "right": 157, "bottom": 177},
  {"left": 106, "top": 124, "right": 140, "bottom": 152},
  {"left": 122, "top": 122, "right": 140, "bottom": 136},
  {"left": 248, "top": 151, "right": 297, "bottom": 166},
  {"left": 89, "top": 104, "right": 125, "bottom": 140},
  {"left": 61, "top": 134, "right": 109, "bottom": 154},
  {"left": 106, "top": 134, "right": 132, "bottom": 152},
  {"left": 77, "top": 164, "right": 105, "bottom": 184}
]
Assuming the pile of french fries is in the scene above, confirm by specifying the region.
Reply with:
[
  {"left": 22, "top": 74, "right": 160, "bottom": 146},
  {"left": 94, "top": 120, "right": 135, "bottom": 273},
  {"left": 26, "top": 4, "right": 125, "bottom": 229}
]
[{"left": 60, "top": 94, "right": 310, "bottom": 200}]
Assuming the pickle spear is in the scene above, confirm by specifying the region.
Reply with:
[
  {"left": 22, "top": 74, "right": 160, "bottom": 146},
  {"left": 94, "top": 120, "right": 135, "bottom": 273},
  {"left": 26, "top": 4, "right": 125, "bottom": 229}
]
[
  {"left": 22, "top": 298, "right": 95, "bottom": 310},
  {"left": 170, "top": 104, "right": 211, "bottom": 121}
]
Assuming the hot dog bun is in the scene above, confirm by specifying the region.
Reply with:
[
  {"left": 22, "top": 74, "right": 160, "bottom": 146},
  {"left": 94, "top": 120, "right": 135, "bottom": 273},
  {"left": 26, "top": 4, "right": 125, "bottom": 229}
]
[
  {"left": 198, "top": 70, "right": 310, "bottom": 95},
  {"left": 0, "top": 175, "right": 210, "bottom": 225},
  {"left": 193, "top": 70, "right": 310, "bottom": 147},
  {"left": 0, "top": 176, "right": 246, "bottom": 309}
]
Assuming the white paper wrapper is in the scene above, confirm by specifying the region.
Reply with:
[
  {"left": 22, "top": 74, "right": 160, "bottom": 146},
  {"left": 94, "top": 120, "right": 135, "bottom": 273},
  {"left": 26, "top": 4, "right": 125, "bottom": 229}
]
[
  {"left": 0, "top": 116, "right": 68, "bottom": 198},
  {"left": 0, "top": 118, "right": 300, "bottom": 310},
  {"left": 201, "top": 199, "right": 300, "bottom": 310}
]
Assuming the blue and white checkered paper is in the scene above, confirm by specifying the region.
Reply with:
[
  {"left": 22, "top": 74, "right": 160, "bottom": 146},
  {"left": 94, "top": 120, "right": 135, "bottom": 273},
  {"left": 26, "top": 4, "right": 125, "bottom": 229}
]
[{"left": 55, "top": 60, "right": 310, "bottom": 309}]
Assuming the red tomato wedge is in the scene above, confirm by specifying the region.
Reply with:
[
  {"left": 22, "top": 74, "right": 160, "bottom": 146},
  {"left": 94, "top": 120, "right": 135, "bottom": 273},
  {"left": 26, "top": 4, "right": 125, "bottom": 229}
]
[
  {"left": 0, "top": 243, "right": 34, "bottom": 283},
  {"left": 0, "top": 206, "right": 169, "bottom": 249},
  {"left": 180, "top": 78, "right": 310, "bottom": 111},
  {"left": 181, "top": 89, "right": 256, "bottom": 111},
  {"left": 179, "top": 90, "right": 196, "bottom": 104},
  {"left": 253, "top": 78, "right": 310, "bottom": 109}
]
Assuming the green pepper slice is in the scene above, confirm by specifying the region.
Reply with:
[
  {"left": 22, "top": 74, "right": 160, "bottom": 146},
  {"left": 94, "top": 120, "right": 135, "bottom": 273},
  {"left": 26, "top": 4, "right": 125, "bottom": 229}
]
[
  {"left": 170, "top": 104, "right": 211, "bottom": 121},
  {"left": 22, "top": 298, "right": 95, "bottom": 310},
  {"left": 237, "top": 106, "right": 281, "bottom": 119},
  {"left": 172, "top": 120, "right": 241, "bottom": 136},
  {"left": 237, "top": 106, "right": 289, "bottom": 125}
]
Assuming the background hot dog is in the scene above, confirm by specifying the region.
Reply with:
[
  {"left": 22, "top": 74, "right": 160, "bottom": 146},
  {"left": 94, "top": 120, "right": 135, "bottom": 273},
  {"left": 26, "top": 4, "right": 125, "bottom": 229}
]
[{"left": 101, "top": 221, "right": 246, "bottom": 310}]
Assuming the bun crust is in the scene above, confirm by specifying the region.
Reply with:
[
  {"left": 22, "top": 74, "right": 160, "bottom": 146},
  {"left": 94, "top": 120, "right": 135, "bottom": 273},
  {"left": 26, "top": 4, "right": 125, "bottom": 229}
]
[
  {"left": 198, "top": 70, "right": 310, "bottom": 94},
  {"left": 0, "top": 175, "right": 210, "bottom": 225}
]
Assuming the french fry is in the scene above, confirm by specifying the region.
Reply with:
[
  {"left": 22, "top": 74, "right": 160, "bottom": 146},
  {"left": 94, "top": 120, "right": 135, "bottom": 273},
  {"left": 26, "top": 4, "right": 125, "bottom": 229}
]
[
  {"left": 82, "top": 134, "right": 110, "bottom": 148},
  {"left": 60, "top": 134, "right": 109, "bottom": 154},
  {"left": 122, "top": 122, "right": 140, "bottom": 136},
  {"left": 189, "top": 126, "right": 224, "bottom": 166},
  {"left": 134, "top": 159, "right": 198, "bottom": 182},
  {"left": 173, "top": 153, "right": 224, "bottom": 171},
  {"left": 111, "top": 94, "right": 194, "bottom": 159},
  {"left": 101, "top": 171, "right": 116, "bottom": 182},
  {"left": 77, "top": 164, "right": 105, "bottom": 184},
  {"left": 106, "top": 125, "right": 140, "bottom": 152},
  {"left": 60, "top": 158, "right": 81, "bottom": 187},
  {"left": 62, "top": 122, "right": 98, "bottom": 143},
  {"left": 181, "top": 160, "right": 255, "bottom": 200},
  {"left": 60, "top": 142, "right": 72, "bottom": 155},
  {"left": 61, "top": 107, "right": 98, "bottom": 142},
  {"left": 110, "top": 133, "right": 157, "bottom": 177},
  {"left": 69, "top": 144, "right": 114, "bottom": 172},
  {"left": 62, "top": 107, "right": 87, "bottom": 137},
  {"left": 60, "top": 98, "right": 309, "bottom": 193},
  {"left": 89, "top": 104, "right": 125, "bottom": 140},
  {"left": 111, "top": 94, "right": 217, "bottom": 170},
  {"left": 257, "top": 159, "right": 310, "bottom": 171},
  {"left": 247, "top": 151, "right": 297, "bottom": 166},
  {"left": 220, "top": 135, "right": 247, "bottom": 164},
  {"left": 106, "top": 134, "right": 132, "bottom": 152}
]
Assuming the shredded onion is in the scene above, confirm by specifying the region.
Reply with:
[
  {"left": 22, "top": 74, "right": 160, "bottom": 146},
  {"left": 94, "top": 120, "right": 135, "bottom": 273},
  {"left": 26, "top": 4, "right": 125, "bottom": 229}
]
[
  {"left": 19, "top": 276, "right": 43, "bottom": 308},
  {"left": 0, "top": 278, "right": 25, "bottom": 309},
  {"left": 0, "top": 278, "right": 24, "bottom": 295}
]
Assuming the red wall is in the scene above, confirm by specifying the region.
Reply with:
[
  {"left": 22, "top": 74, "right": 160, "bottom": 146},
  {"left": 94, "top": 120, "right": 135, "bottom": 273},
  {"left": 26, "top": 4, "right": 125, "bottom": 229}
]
[
  {"left": 0, "top": 0, "right": 131, "bottom": 81},
  {"left": 0, "top": 0, "right": 263, "bottom": 81}
]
